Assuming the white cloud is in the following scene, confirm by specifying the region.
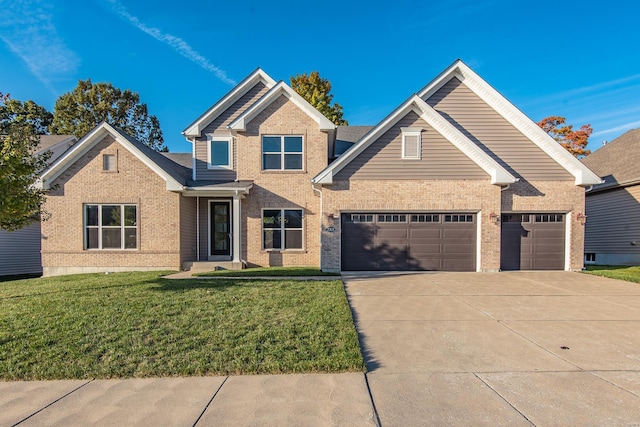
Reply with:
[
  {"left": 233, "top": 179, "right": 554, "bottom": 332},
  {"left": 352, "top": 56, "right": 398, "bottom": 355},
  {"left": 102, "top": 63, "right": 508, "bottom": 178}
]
[
  {"left": 592, "top": 120, "right": 640, "bottom": 137},
  {"left": 0, "top": 0, "right": 80, "bottom": 93},
  {"left": 107, "top": 0, "right": 235, "bottom": 86}
]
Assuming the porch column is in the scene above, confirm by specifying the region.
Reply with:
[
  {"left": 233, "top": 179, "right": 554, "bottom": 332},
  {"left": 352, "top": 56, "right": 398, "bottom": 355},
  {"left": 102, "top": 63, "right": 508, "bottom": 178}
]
[{"left": 232, "top": 195, "right": 241, "bottom": 263}]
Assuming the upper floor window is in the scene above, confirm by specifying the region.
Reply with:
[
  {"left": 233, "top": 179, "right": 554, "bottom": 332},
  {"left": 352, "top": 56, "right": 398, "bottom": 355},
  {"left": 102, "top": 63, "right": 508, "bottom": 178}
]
[
  {"left": 401, "top": 127, "right": 422, "bottom": 160},
  {"left": 262, "top": 135, "right": 303, "bottom": 171},
  {"left": 85, "top": 204, "right": 137, "bottom": 250},
  {"left": 208, "top": 136, "right": 232, "bottom": 169}
]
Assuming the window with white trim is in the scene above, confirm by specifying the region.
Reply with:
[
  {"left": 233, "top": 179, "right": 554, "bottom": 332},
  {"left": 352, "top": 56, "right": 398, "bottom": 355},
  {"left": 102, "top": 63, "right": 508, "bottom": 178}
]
[
  {"left": 262, "top": 209, "right": 303, "bottom": 250},
  {"left": 85, "top": 204, "right": 137, "bottom": 250},
  {"left": 401, "top": 127, "right": 422, "bottom": 159},
  {"left": 207, "top": 136, "right": 232, "bottom": 169},
  {"left": 262, "top": 135, "right": 303, "bottom": 170}
]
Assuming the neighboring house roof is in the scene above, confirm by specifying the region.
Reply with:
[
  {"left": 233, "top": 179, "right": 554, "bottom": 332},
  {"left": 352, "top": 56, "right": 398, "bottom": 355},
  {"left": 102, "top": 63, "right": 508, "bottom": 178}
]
[
  {"left": 313, "top": 95, "right": 517, "bottom": 185},
  {"left": 39, "top": 122, "right": 186, "bottom": 191},
  {"left": 229, "top": 81, "right": 336, "bottom": 132},
  {"left": 417, "top": 59, "right": 601, "bottom": 186},
  {"left": 182, "top": 68, "right": 277, "bottom": 138},
  {"left": 37, "top": 135, "right": 76, "bottom": 154},
  {"left": 335, "top": 126, "right": 374, "bottom": 157},
  {"left": 582, "top": 128, "right": 640, "bottom": 192}
]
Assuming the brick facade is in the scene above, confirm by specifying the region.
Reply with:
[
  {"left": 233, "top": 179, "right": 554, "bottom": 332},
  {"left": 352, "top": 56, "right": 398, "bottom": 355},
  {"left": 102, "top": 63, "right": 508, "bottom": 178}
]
[
  {"left": 235, "top": 95, "right": 327, "bottom": 267},
  {"left": 42, "top": 135, "right": 182, "bottom": 275},
  {"left": 320, "top": 179, "right": 502, "bottom": 272}
]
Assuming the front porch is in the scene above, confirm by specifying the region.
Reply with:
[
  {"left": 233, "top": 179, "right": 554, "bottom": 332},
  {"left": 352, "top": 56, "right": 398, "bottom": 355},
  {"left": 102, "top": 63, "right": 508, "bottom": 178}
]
[{"left": 180, "top": 181, "right": 253, "bottom": 271}]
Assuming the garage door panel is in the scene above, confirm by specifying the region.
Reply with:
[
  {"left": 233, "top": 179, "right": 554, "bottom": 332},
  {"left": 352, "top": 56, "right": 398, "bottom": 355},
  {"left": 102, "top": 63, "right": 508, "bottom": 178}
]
[
  {"left": 377, "top": 228, "right": 409, "bottom": 239},
  {"left": 410, "top": 243, "right": 443, "bottom": 255},
  {"left": 410, "top": 228, "right": 441, "bottom": 239},
  {"left": 442, "top": 228, "right": 475, "bottom": 239}
]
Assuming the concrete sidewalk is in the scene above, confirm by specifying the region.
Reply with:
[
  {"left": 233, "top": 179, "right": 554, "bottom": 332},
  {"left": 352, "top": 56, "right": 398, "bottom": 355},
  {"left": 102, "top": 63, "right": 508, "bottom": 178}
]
[{"left": 1, "top": 373, "right": 377, "bottom": 426}]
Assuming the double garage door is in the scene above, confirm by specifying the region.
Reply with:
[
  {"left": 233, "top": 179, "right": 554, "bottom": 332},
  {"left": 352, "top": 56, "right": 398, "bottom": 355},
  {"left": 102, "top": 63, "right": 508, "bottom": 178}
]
[
  {"left": 341, "top": 213, "right": 476, "bottom": 271},
  {"left": 341, "top": 212, "right": 566, "bottom": 271}
]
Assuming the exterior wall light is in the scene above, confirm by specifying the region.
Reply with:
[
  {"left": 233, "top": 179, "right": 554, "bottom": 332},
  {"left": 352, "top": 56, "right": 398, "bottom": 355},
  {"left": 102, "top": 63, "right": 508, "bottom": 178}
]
[{"left": 576, "top": 213, "right": 587, "bottom": 225}]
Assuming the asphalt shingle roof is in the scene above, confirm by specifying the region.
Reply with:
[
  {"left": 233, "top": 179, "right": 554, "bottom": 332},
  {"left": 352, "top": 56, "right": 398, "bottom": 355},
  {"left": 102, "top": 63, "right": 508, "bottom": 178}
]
[{"left": 582, "top": 128, "right": 640, "bottom": 191}]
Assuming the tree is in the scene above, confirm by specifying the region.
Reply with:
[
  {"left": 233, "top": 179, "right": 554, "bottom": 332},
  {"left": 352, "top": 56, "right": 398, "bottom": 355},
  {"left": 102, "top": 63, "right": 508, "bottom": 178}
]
[
  {"left": 290, "top": 71, "right": 348, "bottom": 126},
  {"left": 0, "top": 92, "right": 50, "bottom": 231},
  {"left": 51, "top": 79, "right": 167, "bottom": 151},
  {"left": 537, "top": 116, "right": 592, "bottom": 158},
  {"left": 0, "top": 97, "right": 52, "bottom": 135}
]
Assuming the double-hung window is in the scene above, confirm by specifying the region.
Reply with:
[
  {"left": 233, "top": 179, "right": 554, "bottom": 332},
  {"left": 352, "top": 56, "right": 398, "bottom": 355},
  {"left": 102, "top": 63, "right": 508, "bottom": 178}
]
[
  {"left": 262, "top": 209, "right": 303, "bottom": 250},
  {"left": 207, "top": 136, "right": 232, "bottom": 169},
  {"left": 85, "top": 204, "right": 137, "bottom": 250},
  {"left": 262, "top": 135, "right": 303, "bottom": 170}
]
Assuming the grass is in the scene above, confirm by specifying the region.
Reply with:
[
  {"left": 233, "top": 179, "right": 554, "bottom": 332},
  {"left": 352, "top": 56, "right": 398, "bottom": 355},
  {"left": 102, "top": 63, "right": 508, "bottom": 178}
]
[
  {"left": 0, "top": 271, "right": 364, "bottom": 380},
  {"left": 195, "top": 266, "right": 339, "bottom": 277},
  {"left": 583, "top": 265, "right": 640, "bottom": 284}
]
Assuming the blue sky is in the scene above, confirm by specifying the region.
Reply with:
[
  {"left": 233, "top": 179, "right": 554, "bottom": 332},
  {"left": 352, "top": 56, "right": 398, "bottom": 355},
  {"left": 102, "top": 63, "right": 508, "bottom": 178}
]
[{"left": 1, "top": 0, "right": 639, "bottom": 154}]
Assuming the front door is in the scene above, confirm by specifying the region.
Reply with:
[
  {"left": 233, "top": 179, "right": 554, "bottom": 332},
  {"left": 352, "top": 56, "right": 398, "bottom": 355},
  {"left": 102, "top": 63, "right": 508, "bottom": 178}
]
[{"left": 210, "top": 201, "right": 231, "bottom": 257}]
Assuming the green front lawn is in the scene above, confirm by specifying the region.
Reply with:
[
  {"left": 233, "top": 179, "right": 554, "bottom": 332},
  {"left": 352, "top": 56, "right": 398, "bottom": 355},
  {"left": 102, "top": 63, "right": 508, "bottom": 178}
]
[
  {"left": 0, "top": 272, "right": 364, "bottom": 380},
  {"left": 195, "top": 266, "right": 339, "bottom": 277},
  {"left": 583, "top": 265, "right": 640, "bottom": 284}
]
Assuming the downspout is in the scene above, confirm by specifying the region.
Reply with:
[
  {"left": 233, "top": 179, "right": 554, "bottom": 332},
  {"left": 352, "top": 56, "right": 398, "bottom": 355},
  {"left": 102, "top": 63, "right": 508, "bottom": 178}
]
[
  {"left": 196, "top": 196, "right": 200, "bottom": 261},
  {"left": 312, "top": 183, "right": 323, "bottom": 269}
]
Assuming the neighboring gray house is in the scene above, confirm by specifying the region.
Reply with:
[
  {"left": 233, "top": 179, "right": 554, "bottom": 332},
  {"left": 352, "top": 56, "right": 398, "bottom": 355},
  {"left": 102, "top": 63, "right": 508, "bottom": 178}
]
[
  {"left": 0, "top": 135, "right": 77, "bottom": 277},
  {"left": 582, "top": 129, "right": 640, "bottom": 265}
]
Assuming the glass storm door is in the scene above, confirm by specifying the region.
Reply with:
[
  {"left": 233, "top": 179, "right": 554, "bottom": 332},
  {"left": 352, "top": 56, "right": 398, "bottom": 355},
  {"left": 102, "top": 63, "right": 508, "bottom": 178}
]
[{"left": 210, "top": 202, "right": 231, "bottom": 256}]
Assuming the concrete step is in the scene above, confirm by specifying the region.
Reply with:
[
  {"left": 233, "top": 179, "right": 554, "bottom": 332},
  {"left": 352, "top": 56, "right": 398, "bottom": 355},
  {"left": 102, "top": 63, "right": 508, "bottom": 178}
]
[{"left": 182, "top": 261, "right": 244, "bottom": 272}]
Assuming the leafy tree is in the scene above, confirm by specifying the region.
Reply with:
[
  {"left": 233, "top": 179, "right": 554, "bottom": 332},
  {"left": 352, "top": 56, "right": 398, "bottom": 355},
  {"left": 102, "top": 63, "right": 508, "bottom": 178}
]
[
  {"left": 51, "top": 79, "right": 167, "bottom": 151},
  {"left": 290, "top": 71, "right": 348, "bottom": 126},
  {"left": 0, "top": 92, "right": 50, "bottom": 231},
  {"left": 537, "top": 116, "right": 592, "bottom": 158},
  {"left": 0, "top": 97, "right": 52, "bottom": 135}
]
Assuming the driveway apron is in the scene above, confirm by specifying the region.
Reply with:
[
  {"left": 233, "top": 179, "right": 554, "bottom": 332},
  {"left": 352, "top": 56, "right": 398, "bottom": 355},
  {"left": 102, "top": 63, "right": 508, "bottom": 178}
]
[{"left": 343, "top": 271, "right": 640, "bottom": 426}]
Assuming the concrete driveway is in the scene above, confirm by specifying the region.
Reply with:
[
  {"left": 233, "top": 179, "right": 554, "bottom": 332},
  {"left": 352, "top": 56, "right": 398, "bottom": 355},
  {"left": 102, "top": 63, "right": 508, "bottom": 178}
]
[{"left": 343, "top": 271, "right": 640, "bottom": 426}]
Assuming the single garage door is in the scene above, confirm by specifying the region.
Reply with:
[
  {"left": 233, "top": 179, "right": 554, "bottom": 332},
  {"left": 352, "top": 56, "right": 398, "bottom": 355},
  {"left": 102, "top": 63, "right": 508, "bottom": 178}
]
[
  {"left": 341, "top": 213, "right": 476, "bottom": 271},
  {"left": 500, "top": 213, "right": 565, "bottom": 270}
]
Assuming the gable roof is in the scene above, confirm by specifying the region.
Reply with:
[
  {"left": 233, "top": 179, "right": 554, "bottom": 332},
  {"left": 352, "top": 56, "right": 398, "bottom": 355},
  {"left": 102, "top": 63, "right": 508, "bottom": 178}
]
[
  {"left": 582, "top": 128, "right": 640, "bottom": 191},
  {"left": 229, "top": 81, "right": 336, "bottom": 132},
  {"left": 39, "top": 122, "right": 186, "bottom": 191},
  {"left": 418, "top": 59, "right": 601, "bottom": 186},
  {"left": 313, "top": 95, "right": 516, "bottom": 185},
  {"left": 182, "top": 68, "right": 277, "bottom": 138}
]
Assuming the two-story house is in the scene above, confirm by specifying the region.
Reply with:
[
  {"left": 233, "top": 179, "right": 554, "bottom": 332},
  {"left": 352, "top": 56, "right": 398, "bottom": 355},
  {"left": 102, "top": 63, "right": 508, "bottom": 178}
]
[{"left": 38, "top": 60, "right": 600, "bottom": 276}]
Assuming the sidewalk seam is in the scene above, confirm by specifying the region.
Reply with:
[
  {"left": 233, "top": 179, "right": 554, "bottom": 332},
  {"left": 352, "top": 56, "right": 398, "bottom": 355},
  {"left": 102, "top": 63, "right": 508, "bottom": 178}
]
[
  {"left": 192, "top": 376, "right": 228, "bottom": 427},
  {"left": 364, "top": 373, "right": 382, "bottom": 427},
  {"left": 12, "top": 380, "right": 93, "bottom": 427}
]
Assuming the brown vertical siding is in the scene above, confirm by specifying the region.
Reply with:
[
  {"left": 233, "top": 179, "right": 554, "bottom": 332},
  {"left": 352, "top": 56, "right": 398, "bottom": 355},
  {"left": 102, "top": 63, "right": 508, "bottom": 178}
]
[
  {"left": 334, "top": 111, "right": 488, "bottom": 180},
  {"left": 179, "top": 196, "right": 197, "bottom": 265},
  {"left": 426, "top": 78, "right": 573, "bottom": 181},
  {"left": 585, "top": 186, "right": 640, "bottom": 253},
  {"left": 194, "top": 82, "right": 269, "bottom": 181}
]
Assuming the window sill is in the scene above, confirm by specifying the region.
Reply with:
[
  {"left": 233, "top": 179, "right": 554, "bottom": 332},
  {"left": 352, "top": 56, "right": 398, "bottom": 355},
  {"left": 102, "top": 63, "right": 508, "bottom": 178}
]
[
  {"left": 261, "top": 249, "right": 307, "bottom": 254},
  {"left": 207, "top": 165, "right": 233, "bottom": 170},
  {"left": 261, "top": 170, "right": 307, "bottom": 174},
  {"left": 84, "top": 249, "right": 138, "bottom": 252}
]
